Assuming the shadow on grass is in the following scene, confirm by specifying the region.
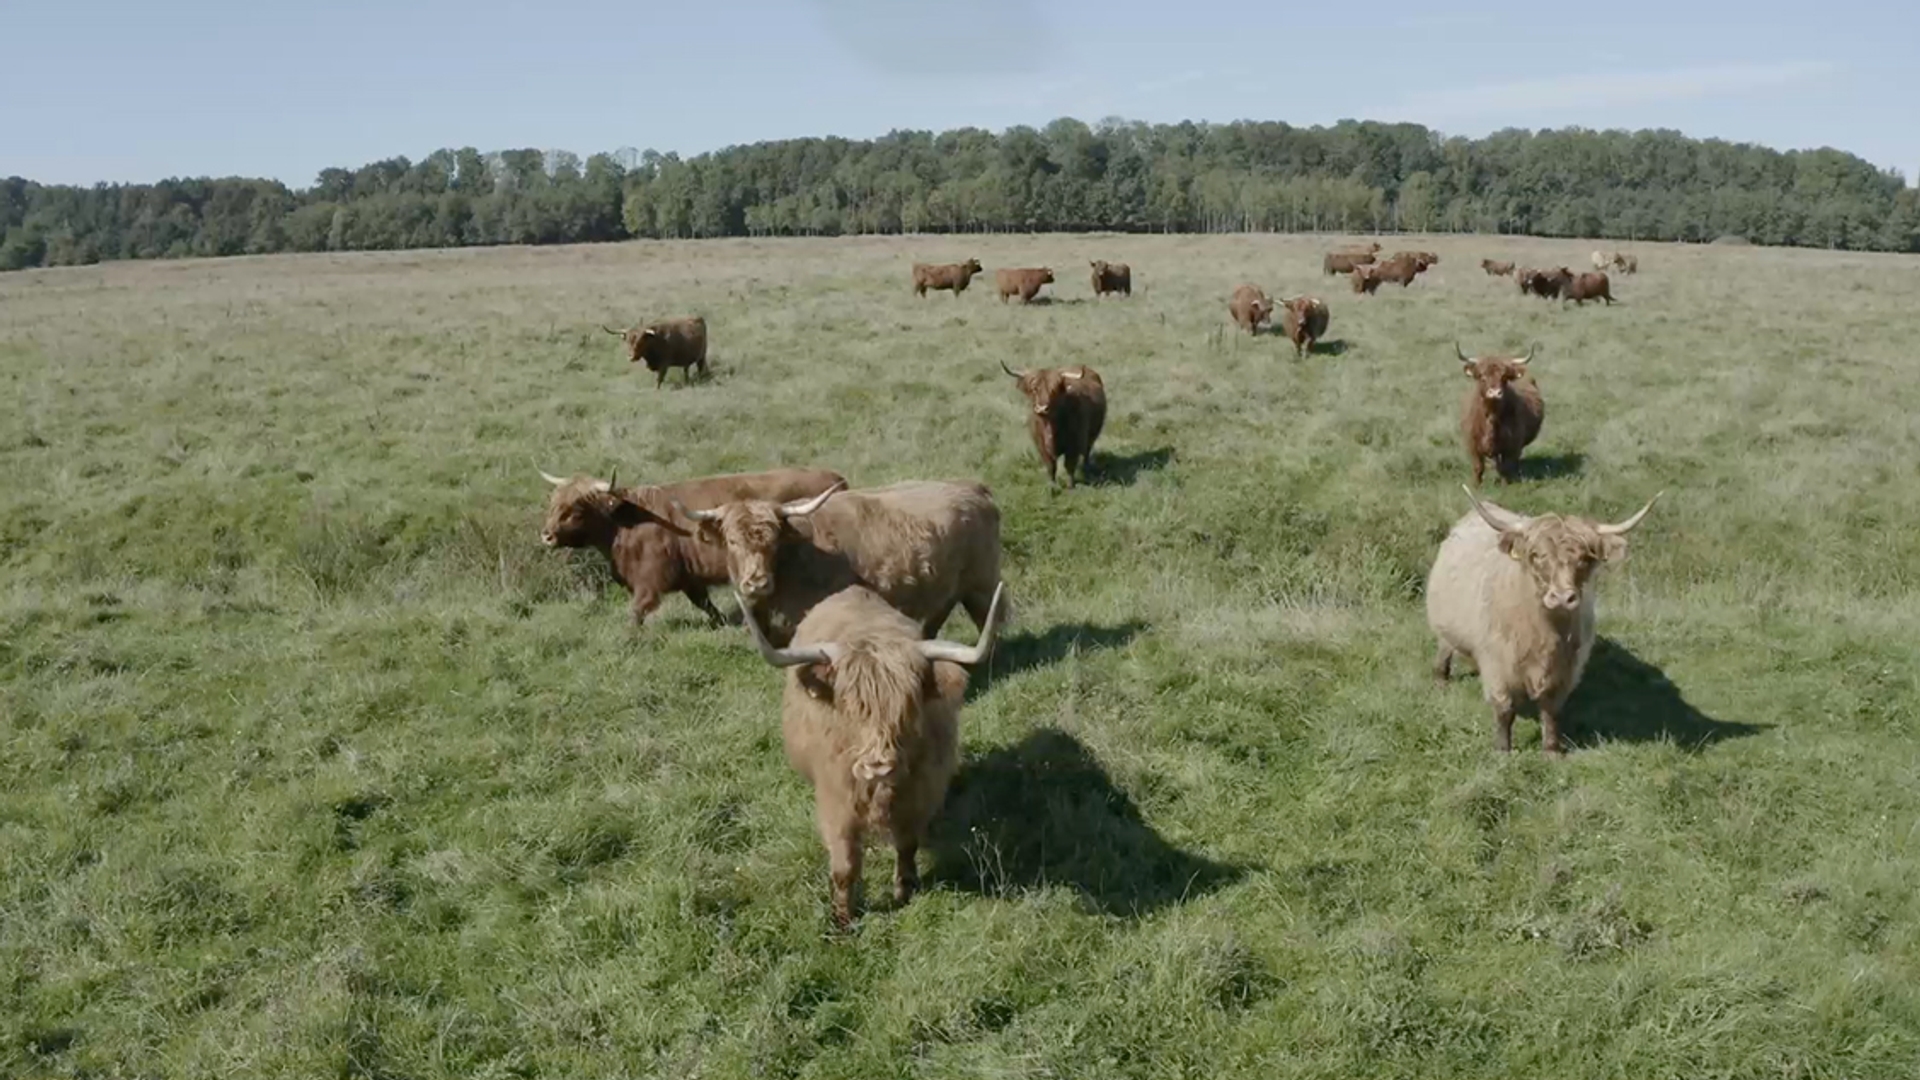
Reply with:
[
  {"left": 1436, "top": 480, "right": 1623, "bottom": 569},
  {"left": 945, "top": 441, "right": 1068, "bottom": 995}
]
[
  {"left": 1020, "top": 295, "right": 1085, "bottom": 307},
  {"left": 968, "top": 619, "right": 1149, "bottom": 700},
  {"left": 1087, "top": 446, "right": 1174, "bottom": 487},
  {"left": 1310, "top": 339, "right": 1350, "bottom": 356},
  {"left": 1516, "top": 451, "right": 1585, "bottom": 481},
  {"left": 928, "top": 729, "right": 1246, "bottom": 916},
  {"left": 1568, "top": 638, "right": 1766, "bottom": 750}
]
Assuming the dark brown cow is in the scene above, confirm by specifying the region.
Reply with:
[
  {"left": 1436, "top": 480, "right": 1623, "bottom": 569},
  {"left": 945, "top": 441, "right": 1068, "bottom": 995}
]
[
  {"left": 1323, "top": 251, "right": 1377, "bottom": 275},
  {"left": 1520, "top": 267, "right": 1573, "bottom": 300},
  {"left": 1563, "top": 271, "right": 1614, "bottom": 306},
  {"left": 1351, "top": 265, "right": 1383, "bottom": 294},
  {"left": 602, "top": 315, "right": 708, "bottom": 389},
  {"left": 912, "top": 259, "right": 984, "bottom": 297},
  {"left": 995, "top": 267, "right": 1055, "bottom": 303},
  {"left": 1002, "top": 361, "right": 1106, "bottom": 487},
  {"left": 1455, "top": 344, "right": 1544, "bottom": 486},
  {"left": 1278, "top": 296, "right": 1330, "bottom": 358},
  {"left": 1229, "top": 284, "right": 1277, "bottom": 333},
  {"left": 538, "top": 466, "right": 847, "bottom": 626},
  {"left": 1089, "top": 260, "right": 1132, "bottom": 297},
  {"left": 1394, "top": 250, "right": 1440, "bottom": 267},
  {"left": 1614, "top": 253, "right": 1638, "bottom": 274},
  {"left": 1481, "top": 259, "right": 1515, "bottom": 277}
]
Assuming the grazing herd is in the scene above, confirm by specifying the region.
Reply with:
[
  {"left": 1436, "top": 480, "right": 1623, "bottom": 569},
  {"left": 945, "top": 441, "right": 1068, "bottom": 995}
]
[{"left": 571, "top": 238, "right": 1655, "bottom": 926}]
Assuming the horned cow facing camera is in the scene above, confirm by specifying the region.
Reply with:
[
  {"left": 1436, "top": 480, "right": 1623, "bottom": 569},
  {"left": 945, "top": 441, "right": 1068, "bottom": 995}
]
[
  {"left": 681, "top": 480, "right": 1004, "bottom": 645},
  {"left": 739, "top": 582, "right": 1006, "bottom": 928},
  {"left": 603, "top": 315, "right": 707, "bottom": 388},
  {"left": 1426, "top": 487, "right": 1662, "bottom": 755},
  {"left": 1003, "top": 361, "right": 1106, "bottom": 487},
  {"left": 1456, "top": 343, "right": 1544, "bottom": 486}
]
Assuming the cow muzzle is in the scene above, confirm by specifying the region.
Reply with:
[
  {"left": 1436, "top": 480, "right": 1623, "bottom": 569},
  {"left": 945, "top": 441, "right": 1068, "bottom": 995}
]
[
  {"left": 1541, "top": 588, "right": 1579, "bottom": 611},
  {"left": 1484, "top": 386, "right": 1504, "bottom": 400},
  {"left": 541, "top": 530, "right": 558, "bottom": 547},
  {"left": 738, "top": 573, "right": 773, "bottom": 600}
]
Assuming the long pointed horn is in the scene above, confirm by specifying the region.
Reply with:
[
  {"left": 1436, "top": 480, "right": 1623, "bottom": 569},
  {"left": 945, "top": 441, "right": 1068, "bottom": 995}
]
[
  {"left": 919, "top": 582, "right": 1007, "bottom": 665},
  {"left": 777, "top": 480, "right": 847, "bottom": 519},
  {"left": 735, "top": 590, "right": 842, "bottom": 668},
  {"left": 671, "top": 498, "right": 721, "bottom": 523},
  {"left": 602, "top": 324, "right": 625, "bottom": 336},
  {"left": 591, "top": 467, "right": 617, "bottom": 494},
  {"left": 538, "top": 468, "right": 568, "bottom": 487},
  {"left": 1454, "top": 342, "right": 1470, "bottom": 365},
  {"left": 1597, "top": 492, "right": 1663, "bottom": 536},
  {"left": 1516, "top": 342, "right": 1536, "bottom": 364},
  {"left": 1000, "top": 360, "right": 1026, "bottom": 379},
  {"left": 1461, "top": 484, "right": 1524, "bottom": 534}
]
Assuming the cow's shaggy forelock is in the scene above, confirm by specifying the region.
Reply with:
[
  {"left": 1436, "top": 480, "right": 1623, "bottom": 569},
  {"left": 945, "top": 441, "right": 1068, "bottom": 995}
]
[
  {"left": 1499, "top": 515, "right": 1627, "bottom": 610},
  {"left": 703, "top": 501, "right": 787, "bottom": 599},
  {"left": 1465, "top": 357, "right": 1528, "bottom": 400}
]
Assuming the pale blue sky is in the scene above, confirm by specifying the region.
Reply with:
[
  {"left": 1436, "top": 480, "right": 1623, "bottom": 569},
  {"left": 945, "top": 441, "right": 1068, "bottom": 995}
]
[{"left": 2, "top": 0, "right": 1910, "bottom": 187}]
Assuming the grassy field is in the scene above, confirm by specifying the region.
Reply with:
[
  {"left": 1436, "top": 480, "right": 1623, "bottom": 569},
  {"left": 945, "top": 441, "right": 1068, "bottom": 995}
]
[{"left": 4, "top": 232, "right": 1920, "bottom": 1079}]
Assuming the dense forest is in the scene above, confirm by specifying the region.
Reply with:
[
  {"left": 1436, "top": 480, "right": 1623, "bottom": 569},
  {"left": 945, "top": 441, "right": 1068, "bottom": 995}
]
[{"left": 5, "top": 118, "right": 1917, "bottom": 271}]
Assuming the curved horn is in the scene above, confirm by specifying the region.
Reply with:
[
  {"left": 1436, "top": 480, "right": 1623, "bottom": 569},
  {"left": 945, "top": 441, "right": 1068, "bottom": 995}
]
[
  {"left": 538, "top": 467, "right": 568, "bottom": 487},
  {"left": 1454, "top": 342, "right": 1471, "bottom": 365},
  {"left": 1461, "top": 484, "right": 1525, "bottom": 534},
  {"left": 777, "top": 480, "right": 847, "bottom": 519},
  {"left": 670, "top": 498, "right": 721, "bottom": 523},
  {"left": 1000, "top": 360, "right": 1027, "bottom": 380},
  {"left": 1597, "top": 492, "right": 1663, "bottom": 536},
  {"left": 735, "top": 590, "right": 843, "bottom": 668},
  {"left": 590, "top": 466, "right": 617, "bottom": 494},
  {"left": 918, "top": 582, "right": 1008, "bottom": 665},
  {"left": 1516, "top": 342, "right": 1536, "bottom": 364},
  {"left": 601, "top": 324, "right": 625, "bottom": 336}
]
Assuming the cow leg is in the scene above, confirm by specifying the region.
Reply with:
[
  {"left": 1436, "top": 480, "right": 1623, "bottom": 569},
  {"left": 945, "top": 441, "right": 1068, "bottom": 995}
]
[
  {"left": 823, "top": 816, "right": 863, "bottom": 931},
  {"left": 1539, "top": 706, "right": 1566, "bottom": 757},
  {"left": 892, "top": 836, "right": 921, "bottom": 906},
  {"left": 1491, "top": 696, "right": 1516, "bottom": 754},
  {"left": 629, "top": 589, "right": 663, "bottom": 627},
  {"left": 1433, "top": 641, "right": 1456, "bottom": 682},
  {"left": 921, "top": 601, "right": 958, "bottom": 640},
  {"left": 1044, "top": 455, "right": 1059, "bottom": 488},
  {"left": 684, "top": 585, "right": 725, "bottom": 627},
  {"left": 1470, "top": 455, "right": 1485, "bottom": 487},
  {"left": 655, "top": 368, "right": 668, "bottom": 389}
]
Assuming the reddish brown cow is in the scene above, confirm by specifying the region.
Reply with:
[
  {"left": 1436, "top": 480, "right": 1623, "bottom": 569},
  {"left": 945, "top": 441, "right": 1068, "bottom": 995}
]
[
  {"left": 738, "top": 581, "right": 1006, "bottom": 928},
  {"left": 603, "top": 315, "right": 708, "bottom": 388},
  {"left": 1351, "top": 265, "right": 1383, "bottom": 294},
  {"left": 1563, "top": 271, "right": 1614, "bottom": 306},
  {"left": 1229, "top": 283, "right": 1277, "bottom": 333},
  {"left": 1456, "top": 344, "right": 1545, "bottom": 486},
  {"left": 1278, "top": 296, "right": 1330, "bottom": 358},
  {"left": 1394, "top": 250, "right": 1440, "bottom": 267},
  {"left": 1374, "top": 254, "right": 1424, "bottom": 287},
  {"left": 1481, "top": 259, "right": 1515, "bottom": 277},
  {"left": 1089, "top": 260, "right": 1132, "bottom": 297},
  {"left": 538, "top": 466, "right": 847, "bottom": 626},
  {"left": 1323, "top": 251, "right": 1377, "bottom": 275},
  {"left": 1003, "top": 361, "right": 1106, "bottom": 487},
  {"left": 913, "top": 259, "right": 984, "bottom": 297},
  {"left": 995, "top": 267, "right": 1054, "bottom": 303}
]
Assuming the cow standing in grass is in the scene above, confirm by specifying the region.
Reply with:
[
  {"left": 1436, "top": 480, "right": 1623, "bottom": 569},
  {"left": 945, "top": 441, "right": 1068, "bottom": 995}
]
[
  {"left": 1427, "top": 486, "right": 1662, "bottom": 755},
  {"left": 1090, "top": 260, "right": 1132, "bottom": 297},
  {"left": 1278, "top": 296, "right": 1330, "bottom": 358},
  {"left": 1003, "top": 361, "right": 1106, "bottom": 487},
  {"left": 1564, "top": 271, "right": 1615, "bottom": 306},
  {"left": 538, "top": 466, "right": 846, "bottom": 626},
  {"left": 913, "top": 259, "right": 984, "bottom": 297},
  {"left": 1229, "top": 284, "right": 1277, "bottom": 332},
  {"left": 996, "top": 267, "right": 1054, "bottom": 303},
  {"left": 738, "top": 581, "right": 1006, "bottom": 928},
  {"left": 603, "top": 315, "right": 708, "bottom": 388},
  {"left": 1457, "top": 343, "right": 1544, "bottom": 486}
]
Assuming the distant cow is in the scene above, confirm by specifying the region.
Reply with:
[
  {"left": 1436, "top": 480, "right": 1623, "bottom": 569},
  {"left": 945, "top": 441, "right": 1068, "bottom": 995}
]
[
  {"left": 1456, "top": 343, "right": 1544, "bottom": 486},
  {"left": 1229, "top": 284, "right": 1277, "bottom": 333},
  {"left": 738, "top": 581, "right": 1005, "bottom": 928},
  {"left": 1520, "top": 266, "right": 1572, "bottom": 299},
  {"left": 1374, "top": 254, "right": 1424, "bottom": 287},
  {"left": 1324, "top": 251, "right": 1377, "bottom": 275},
  {"left": 538, "top": 466, "right": 845, "bottom": 626},
  {"left": 1591, "top": 250, "right": 1613, "bottom": 271},
  {"left": 681, "top": 479, "right": 1003, "bottom": 646},
  {"left": 913, "top": 259, "right": 984, "bottom": 297},
  {"left": 1090, "top": 260, "right": 1132, "bottom": 297},
  {"left": 1564, "top": 271, "right": 1614, "bottom": 306},
  {"left": 1394, "top": 250, "right": 1440, "bottom": 267},
  {"left": 1427, "top": 486, "right": 1662, "bottom": 755},
  {"left": 1351, "top": 265, "right": 1383, "bottom": 294},
  {"left": 1335, "top": 242, "right": 1382, "bottom": 255},
  {"left": 603, "top": 315, "right": 708, "bottom": 388},
  {"left": 1278, "top": 296, "right": 1330, "bottom": 358},
  {"left": 1614, "top": 253, "right": 1638, "bottom": 274},
  {"left": 996, "top": 267, "right": 1054, "bottom": 303},
  {"left": 1003, "top": 361, "right": 1106, "bottom": 487},
  {"left": 1481, "top": 259, "right": 1515, "bottom": 277}
]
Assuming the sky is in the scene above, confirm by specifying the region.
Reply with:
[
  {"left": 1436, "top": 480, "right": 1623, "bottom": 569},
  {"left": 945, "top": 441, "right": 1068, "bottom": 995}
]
[{"left": 2, "top": 0, "right": 1911, "bottom": 188}]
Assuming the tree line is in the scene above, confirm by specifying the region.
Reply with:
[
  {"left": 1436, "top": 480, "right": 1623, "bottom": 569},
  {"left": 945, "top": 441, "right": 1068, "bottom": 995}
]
[{"left": 5, "top": 118, "right": 1917, "bottom": 271}]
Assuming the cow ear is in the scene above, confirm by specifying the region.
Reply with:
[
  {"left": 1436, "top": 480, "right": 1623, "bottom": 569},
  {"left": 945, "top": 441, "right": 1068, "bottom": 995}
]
[
  {"left": 799, "top": 663, "right": 835, "bottom": 700},
  {"left": 1497, "top": 532, "right": 1525, "bottom": 560},
  {"left": 692, "top": 518, "right": 723, "bottom": 545},
  {"left": 928, "top": 659, "right": 970, "bottom": 704},
  {"left": 1596, "top": 535, "right": 1629, "bottom": 564}
]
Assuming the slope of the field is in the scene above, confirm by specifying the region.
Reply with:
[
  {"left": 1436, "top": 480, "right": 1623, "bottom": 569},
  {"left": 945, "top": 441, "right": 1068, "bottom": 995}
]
[{"left": 3, "top": 235, "right": 1919, "bottom": 1079}]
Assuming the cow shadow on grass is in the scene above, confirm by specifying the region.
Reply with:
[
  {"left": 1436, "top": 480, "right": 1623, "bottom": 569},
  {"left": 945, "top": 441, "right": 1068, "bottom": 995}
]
[
  {"left": 1566, "top": 638, "right": 1766, "bottom": 751},
  {"left": 966, "top": 619, "right": 1150, "bottom": 700},
  {"left": 928, "top": 729, "right": 1247, "bottom": 917},
  {"left": 1516, "top": 451, "right": 1585, "bottom": 481},
  {"left": 1087, "top": 446, "right": 1174, "bottom": 487},
  {"left": 1308, "top": 339, "right": 1351, "bottom": 357}
]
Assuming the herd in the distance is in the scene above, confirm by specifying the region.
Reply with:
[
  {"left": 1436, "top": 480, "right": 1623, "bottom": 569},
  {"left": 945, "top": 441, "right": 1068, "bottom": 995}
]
[{"left": 571, "top": 238, "right": 1659, "bottom": 927}]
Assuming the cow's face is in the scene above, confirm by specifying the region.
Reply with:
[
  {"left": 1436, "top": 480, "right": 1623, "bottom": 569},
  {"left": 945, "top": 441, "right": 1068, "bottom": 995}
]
[
  {"left": 1039, "top": 268, "right": 1054, "bottom": 284},
  {"left": 1500, "top": 516, "right": 1625, "bottom": 612},
  {"left": 622, "top": 328, "right": 655, "bottom": 364},
  {"left": 1461, "top": 354, "right": 1531, "bottom": 403},
  {"left": 964, "top": 259, "right": 983, "bottom": 275},
  {"left": 1015, "top": 369, "right": 1070, "bottom": 420},
  {"left": 543, "top": 477, "right": 620, "bottom": 548},
  {"left": 694, "top": 501, "right": 785, "bottom": 601}
]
